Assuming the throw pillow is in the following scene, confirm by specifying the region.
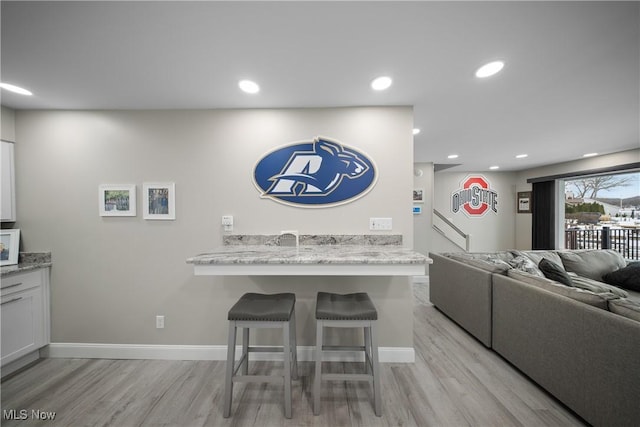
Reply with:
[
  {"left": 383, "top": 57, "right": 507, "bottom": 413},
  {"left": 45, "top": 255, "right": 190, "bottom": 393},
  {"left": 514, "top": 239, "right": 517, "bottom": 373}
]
[
  {"left": 539, "top": 258, "right": 574, "bottom": 287},
  {"left": 602, "top": 262, "right": 640, "bottom": 292},
  {"left": 509, "top": 255, "right": 544, "bottom": 277},
  {"left": 557, "top": 250, "right": 627, "bottom": 281}
]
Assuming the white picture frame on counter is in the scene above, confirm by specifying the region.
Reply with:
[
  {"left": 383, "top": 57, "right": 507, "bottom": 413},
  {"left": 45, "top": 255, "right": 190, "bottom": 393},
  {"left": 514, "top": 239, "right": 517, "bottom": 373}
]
[
  {"left": 0, "top": 229, "right": 20, "bottom": 266},
  {"left": 99, "top": 184, "right": 137, "bottom": 216},
  {"left": 143, "top": 182, "right": 175, "bottom": 220}
]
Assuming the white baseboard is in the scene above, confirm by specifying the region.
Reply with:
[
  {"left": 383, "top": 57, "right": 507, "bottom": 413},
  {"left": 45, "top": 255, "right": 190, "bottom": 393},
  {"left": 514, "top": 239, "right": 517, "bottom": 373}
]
[
  {"left": 1, "top": 350, "right": 40, "bottom": 378},
  {"left": 412, "top": 275, "right": 429, "bottom": 284},
  {"left": 43, "top": 343, "right": 414, "bottom": 363}
]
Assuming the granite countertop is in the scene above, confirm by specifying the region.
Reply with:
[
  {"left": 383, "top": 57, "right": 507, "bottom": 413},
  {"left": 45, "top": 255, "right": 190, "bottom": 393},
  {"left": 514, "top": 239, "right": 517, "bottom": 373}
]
[
  {"left": 186, "top": 245, "right": 429, "bottom": 266},
  {"left": 1, "top": 252, "right": 52, "bottom": 277}
]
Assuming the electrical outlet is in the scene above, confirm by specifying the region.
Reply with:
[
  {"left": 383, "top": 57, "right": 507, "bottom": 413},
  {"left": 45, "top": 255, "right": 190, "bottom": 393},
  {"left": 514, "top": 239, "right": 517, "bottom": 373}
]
[
  {"left": 222, "top": 215, "right": 233, "bottom": 232},
  {"left": 156, "top": 315, "right": 165, "bottom": 329},
  {"left": 369, "top": 217, "right": 393, "bottom": 230}
]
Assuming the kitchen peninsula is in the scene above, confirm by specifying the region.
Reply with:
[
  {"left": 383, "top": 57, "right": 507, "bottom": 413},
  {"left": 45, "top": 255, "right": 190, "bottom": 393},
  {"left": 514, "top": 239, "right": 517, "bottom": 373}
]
[{"left": 186, "top": 235, "right": 430, "bottom": 362}]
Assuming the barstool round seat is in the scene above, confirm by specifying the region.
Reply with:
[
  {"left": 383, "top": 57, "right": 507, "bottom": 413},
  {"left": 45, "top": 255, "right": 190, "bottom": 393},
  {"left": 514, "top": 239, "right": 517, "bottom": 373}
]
[
  {"left": 228, "top": 292, "right": 295, "bottom": 321},
  {"left": 315, "top": 292, "right": 378, "bottom": 320}
]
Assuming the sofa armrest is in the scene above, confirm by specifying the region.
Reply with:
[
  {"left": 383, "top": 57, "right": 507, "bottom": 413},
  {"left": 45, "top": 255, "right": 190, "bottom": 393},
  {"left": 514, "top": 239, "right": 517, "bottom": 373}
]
[
  {"left": 429, "top": 252, "right": 492, "bottom": 347},
  {"left": 492, "top": 274, "right": 640, "bottom": 427}
]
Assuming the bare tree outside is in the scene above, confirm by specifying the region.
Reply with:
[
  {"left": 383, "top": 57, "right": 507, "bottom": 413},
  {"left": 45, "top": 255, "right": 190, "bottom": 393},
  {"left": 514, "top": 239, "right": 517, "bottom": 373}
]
[
  {"left": 564, "top": 171, "right": 640, "bottom": 259},
  {"left": 568, "top": 175, "right": 635, "bottom": 199}
]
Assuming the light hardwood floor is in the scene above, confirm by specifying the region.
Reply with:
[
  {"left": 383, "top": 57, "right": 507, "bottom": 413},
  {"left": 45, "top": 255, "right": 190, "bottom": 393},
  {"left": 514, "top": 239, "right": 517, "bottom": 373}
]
[{"left": 1, "top": 285, "right": 586, "bottom": 426}]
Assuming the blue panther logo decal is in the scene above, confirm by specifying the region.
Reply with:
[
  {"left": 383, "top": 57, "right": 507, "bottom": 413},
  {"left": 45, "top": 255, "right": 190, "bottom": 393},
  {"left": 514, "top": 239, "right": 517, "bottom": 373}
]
[{"left": 253, "top": 137, "right": 377, "bottom": 207}]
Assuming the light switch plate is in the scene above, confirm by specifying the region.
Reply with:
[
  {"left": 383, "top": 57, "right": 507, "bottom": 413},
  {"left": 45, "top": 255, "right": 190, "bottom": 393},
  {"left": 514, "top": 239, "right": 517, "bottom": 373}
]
[
  {"left": 222, "top": 215, "right": 233, "bottom": 231},
  {"left": 369, "top": 217, "right": 392, "bottom": 230}
]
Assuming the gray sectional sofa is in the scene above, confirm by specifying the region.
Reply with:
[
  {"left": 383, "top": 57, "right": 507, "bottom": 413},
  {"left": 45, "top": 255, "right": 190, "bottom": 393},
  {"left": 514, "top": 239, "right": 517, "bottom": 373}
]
[{"left": 429, "top": 249, "right": 640, "bottom": 427}]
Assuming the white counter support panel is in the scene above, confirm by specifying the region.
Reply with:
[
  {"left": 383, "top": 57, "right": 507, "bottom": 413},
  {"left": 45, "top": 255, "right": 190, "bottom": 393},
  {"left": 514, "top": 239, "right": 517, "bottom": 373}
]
[{"left": 192, "top": 263, "right": 426, "bottom": 276}]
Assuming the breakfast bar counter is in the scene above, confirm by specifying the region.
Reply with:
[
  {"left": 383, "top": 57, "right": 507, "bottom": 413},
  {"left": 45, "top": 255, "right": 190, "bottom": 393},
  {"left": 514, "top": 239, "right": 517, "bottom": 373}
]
[
  {"left": 186, "top": 245, "right": 430, "bottom": 276},
  {"left": 186, "top": 236, "right": 426, "bottom": 360}
]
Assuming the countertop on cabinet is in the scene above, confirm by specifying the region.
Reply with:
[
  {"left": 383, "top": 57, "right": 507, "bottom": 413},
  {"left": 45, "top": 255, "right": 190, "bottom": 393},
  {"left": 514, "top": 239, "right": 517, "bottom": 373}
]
[{"left": 1, "top": 252, "right": 52, "bottom": 277}]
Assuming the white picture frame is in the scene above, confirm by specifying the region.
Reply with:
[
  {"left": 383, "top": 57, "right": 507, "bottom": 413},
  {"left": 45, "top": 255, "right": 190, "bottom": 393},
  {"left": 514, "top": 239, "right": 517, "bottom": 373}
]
[
  {"left": 0, "top": 229, "right": 20, "bottom": 266},
  {"left": 413, "top": 188, "right": 425, "bottom": 203},
  {"left": 143, "top": 182, "right": 175, "bottom": 220},
  {"left": 99, "top": 184, "right": 137, "bottom": 216}
]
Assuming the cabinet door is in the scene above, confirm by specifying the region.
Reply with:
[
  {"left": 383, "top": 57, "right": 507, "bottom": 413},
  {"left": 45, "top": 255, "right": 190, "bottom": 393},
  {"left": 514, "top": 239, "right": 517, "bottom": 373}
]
[
  {"left": 1, "top": 140, "right": 16, "bottom": 222},
  {"left": 1, "top": 286, "right": 44, "bottom": 365}
]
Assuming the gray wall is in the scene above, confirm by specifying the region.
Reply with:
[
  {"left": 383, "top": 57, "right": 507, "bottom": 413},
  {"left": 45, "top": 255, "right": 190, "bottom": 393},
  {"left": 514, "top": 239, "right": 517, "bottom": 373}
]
[
  {"left": 419, "top": 149, "right": 639, "bottom": 254},
  {"left": 514, "top": 148, "right": 640, "bottom": 249},
  {"left": 412, "top": 162, "right": 433, "bottom": 258},
  {"left": 13, "top": 107, "right": 415, "bottom": 347},
  {"left": 432, "top": 171, "right": 517, "bottom": 252},
  {"left": 1, "top": 106, "right": 16, "bottom": 142}
]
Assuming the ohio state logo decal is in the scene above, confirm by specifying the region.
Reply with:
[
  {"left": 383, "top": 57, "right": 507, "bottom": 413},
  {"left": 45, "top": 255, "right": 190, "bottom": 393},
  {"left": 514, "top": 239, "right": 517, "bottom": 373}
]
[
  {"left": 451, "top": 175, "right": 498, "bottom": 217},
  {"left": 253, "top": 137, "right": 377, "bottom": 208}
]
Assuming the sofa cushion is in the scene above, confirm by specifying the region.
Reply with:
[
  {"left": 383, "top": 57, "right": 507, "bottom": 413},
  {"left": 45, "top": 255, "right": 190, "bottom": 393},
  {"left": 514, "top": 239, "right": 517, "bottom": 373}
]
[
  {"left": 509, "top": 255, "right": 544, "bottom": 277},
  {"left": 466, "top": 258, "right": 512, "bottom": 274},
  {"left": 445, "top": 252, "right": 514, "bottom": 263},
  {"left": 539, "top": 258, "right": 573, "bottom": 286},
  {"left": 557, "top": 249, "right": 627, "bottom": 281},
  {"left": 507, "top": 269, "right": 619, "bottom": 310},
  {"left": 608, "top": 298, "right": 640, "bottom": 322},
  {"left": 445, "top": 253, "right": 513, "bottom": 274},
  {"left": 602, "top": 262, "right": 640, "bottom": 292},
  {"left": 512, "top": 250, "right": 564, "bottom": 268},
  {"left": 570, "top": 275, "right": 628, "bottom": 298}
]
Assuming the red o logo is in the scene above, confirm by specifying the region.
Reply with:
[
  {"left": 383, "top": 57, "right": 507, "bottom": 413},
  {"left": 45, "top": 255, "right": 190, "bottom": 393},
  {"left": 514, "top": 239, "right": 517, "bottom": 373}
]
[{"left": 462, "top": 176, "right": 489, "bottom": 216}]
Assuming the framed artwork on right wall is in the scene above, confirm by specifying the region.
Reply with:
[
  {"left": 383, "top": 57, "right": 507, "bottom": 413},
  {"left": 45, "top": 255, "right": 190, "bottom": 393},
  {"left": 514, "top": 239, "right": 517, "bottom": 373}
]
[{"left": 517, "top": 191, "right": 532, "bottom": 214}]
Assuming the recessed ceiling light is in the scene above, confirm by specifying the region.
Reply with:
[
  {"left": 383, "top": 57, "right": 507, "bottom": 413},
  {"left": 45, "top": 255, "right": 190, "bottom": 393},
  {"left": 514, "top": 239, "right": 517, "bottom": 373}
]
[
  {"left": 413, "top": 128, "right": 421, "bottom": 135},
  {"left": 475, "top": 61, "right": 505, "bottom": 78},
  {"left": 0, "top": 82, "right": 33, "bottom": 96},
  {"left": 371, "top": 76, "right": 392, "bottom": 91},
  {"left": 489, "top": 165, "right": 500, "bottom": 170},
  {"left": 515, "top": 154, "right": 528, "bottom": 159},
  {"left": 238, "top": 80, "right": 260, "bottom": 94},
  {"left": 583, "top": 152, "right": 598, "bottom": 158},
  {"left": 447, "top": 154, "right": 459, "bottom": 159}
]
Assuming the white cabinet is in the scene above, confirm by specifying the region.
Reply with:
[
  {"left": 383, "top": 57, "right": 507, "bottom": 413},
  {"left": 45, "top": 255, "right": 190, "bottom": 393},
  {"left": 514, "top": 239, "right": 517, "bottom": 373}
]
[
  {"left": 1, "top": 140, "right": 16, "bottom": 222},
  {"left": 1, "top": 268, "right": 50, "bottom": 368}
]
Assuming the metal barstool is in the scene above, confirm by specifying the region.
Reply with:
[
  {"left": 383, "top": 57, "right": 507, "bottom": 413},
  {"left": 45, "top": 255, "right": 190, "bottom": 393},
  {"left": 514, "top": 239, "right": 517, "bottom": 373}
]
[
  {"left": 313, "top": 291, "right": 381, "bottom": 416},
  {"left": 223, "top": 292, "right": 298, "bottom": 418}
]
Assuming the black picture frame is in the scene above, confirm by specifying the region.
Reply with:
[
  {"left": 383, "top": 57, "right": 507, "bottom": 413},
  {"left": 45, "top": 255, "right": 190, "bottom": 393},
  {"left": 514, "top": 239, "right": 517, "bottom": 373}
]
[{"left": 517, "top": 191, "right": 532, "bottom": 214}]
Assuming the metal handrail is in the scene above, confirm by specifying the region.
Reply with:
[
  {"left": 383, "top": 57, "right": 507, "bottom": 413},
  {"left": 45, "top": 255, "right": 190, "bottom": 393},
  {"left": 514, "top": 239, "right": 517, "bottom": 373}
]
[{"left": 433, "top": 209, "right": 470, "bottom": 251}]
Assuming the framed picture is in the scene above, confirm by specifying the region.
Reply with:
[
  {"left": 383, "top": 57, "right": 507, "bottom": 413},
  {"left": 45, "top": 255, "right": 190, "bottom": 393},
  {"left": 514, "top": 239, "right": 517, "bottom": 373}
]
[
  {"left": 0, "top": 229, "right": 20, "bottom": 266},
  {"left": 517, "top": 191, "right": 532, "bottom": 214},
  {"left": 143, "top": 182, "right": 175, "bottom": 220},
  {"left": 413, "top": 205, "right": 422, "bottom": 215},
  {"left": 413, "top": 188, "right": 425, "bottom": 203},
  {"left": 99, "top": 184, "right": 136, "bottom": 216}
]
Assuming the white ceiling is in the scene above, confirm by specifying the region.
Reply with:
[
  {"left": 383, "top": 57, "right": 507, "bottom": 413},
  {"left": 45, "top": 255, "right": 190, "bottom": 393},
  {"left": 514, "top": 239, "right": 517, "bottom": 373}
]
[{"left": 1, "top": 1, "right": 638, "bottom": 171}]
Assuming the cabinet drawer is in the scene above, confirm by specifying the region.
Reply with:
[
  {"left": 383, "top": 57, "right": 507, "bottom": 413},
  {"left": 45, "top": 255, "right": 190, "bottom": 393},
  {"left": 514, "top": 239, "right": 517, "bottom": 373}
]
[{"left": 1, "top": 270, "right": 42, "bottom": 296}]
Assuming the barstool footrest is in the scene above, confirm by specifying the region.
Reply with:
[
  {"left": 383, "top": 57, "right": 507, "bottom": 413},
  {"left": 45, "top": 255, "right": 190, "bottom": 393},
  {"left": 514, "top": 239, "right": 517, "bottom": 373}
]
[
  {"left": 233, "top": 375, "right": 285, "bottom": 384},
  {"left": 322, "top": 373, "right": 374, "bottom": 382},
  {"left": 247, "top": 346, "right": 286, "bottom": 353},
  {"left": 322, "top": 345, "right": 366, "bottom": 352}
]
